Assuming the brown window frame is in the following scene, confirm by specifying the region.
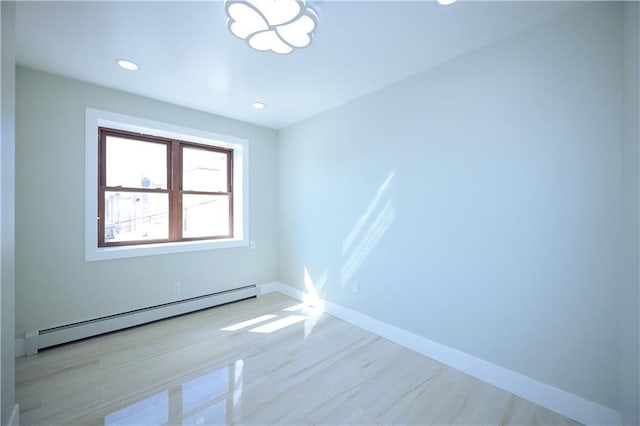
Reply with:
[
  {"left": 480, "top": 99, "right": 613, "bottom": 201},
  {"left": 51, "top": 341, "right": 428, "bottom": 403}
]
[{"left": 98, "top": 127, "right": 234, "bottom": 247}]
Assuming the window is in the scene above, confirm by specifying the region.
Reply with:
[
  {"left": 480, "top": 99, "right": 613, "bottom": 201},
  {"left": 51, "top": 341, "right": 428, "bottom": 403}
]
[
  {"left": 98, "top": 128, "right": 234, "bottom": 247},
  {"left": 85, "top": 108, "right": 248, "bottom": 261}
]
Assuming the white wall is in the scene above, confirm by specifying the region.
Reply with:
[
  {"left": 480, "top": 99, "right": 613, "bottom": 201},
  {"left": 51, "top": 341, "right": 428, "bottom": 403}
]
[
  {"left": 15, "top": 68, "right": 279, "bottom": 337},
  {"left": 0, "top": 1, "right": 16, "bottom": 424},
  {"left": 279, "top": 2, "right": 624, "bottom": 413}
]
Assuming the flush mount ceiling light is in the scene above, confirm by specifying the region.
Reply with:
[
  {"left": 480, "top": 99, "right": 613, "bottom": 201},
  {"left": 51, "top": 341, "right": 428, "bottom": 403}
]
[
  {"left": 437, "top": 0, "right": 458, "bottom": 4},
  {"left": 115, "top": 59, "right": 139, "bottom": 71},
  {"left": 251, "top": 101, "right": 266, "bottom": 109},
  {"left": 225, "top": 0, "right": 318, "bottom": 54}
]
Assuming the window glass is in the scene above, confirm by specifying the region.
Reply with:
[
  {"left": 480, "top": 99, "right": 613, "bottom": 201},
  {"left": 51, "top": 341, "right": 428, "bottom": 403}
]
[
  {"left": 182, "top": 147, "right": 228, "bottom": 192},
  {"left": 106, "top": 136, "right": 167, "bottom": 189},
  {"left": 182, "top": 194, "right": 230, "bottom": 238},
  {"left": 104, "top": 192, "right": 169, "bottom": 243}
]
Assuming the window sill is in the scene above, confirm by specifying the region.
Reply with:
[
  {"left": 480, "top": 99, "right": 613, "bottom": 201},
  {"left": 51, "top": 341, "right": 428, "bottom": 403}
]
[{"left": 85, "top": 238, "right": 247, "bottom": 262}]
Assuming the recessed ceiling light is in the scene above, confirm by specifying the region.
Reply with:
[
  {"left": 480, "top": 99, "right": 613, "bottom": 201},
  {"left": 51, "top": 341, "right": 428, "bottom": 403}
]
[
  {"left": 116, "top": 59, "right": 139, "bottom": 71},
  {"left": 437, "top": 0, "right": 458, "bottom": 4},
  {"left": 251, "top": 102, "right": 266, "bottom": 110}
]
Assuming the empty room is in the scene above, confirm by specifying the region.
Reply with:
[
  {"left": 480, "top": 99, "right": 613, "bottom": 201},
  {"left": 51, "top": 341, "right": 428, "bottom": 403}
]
[{"left": 0, "top": 0, "right": 639, "bottom": 425}]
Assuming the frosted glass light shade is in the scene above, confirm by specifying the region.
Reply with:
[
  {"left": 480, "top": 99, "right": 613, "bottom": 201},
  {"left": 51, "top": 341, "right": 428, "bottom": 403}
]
[{"left": 225, "top": 0, "right": 318, "bottom": 54}]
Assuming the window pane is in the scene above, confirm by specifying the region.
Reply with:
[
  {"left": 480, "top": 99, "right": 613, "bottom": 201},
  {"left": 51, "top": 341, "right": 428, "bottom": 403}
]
[
  {"left": 182, "top": 194, "right": 230, "bottom": 238},
  {"left": 106, "top": 136, "right": 167, "bottom": 189},
  {"left": 182, "top": 147, "right": 228, "bottom": 192},
  {"left": 104, "top": 192, "right": 169, "bottom": 242}
]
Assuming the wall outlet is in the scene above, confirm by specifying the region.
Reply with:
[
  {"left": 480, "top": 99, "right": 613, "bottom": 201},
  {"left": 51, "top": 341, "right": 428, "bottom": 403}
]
[
  {"left": 353, "top": 281, "right": 359, "bottom": 294},
  {"left": 173, "top": 282, "right": 182, "bottom": 295},
  {"left": 250, "top": 241, "right": 256, "bottom": 250}
]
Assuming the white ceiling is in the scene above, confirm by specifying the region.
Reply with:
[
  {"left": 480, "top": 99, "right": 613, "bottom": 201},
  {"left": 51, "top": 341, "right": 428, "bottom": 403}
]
[{"left": 15, "top": 1, "right": 580, "bottom": 129}]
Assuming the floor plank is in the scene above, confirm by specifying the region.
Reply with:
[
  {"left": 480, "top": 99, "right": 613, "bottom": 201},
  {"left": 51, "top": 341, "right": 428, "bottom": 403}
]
[{"left": 16, "top": 293, "right": 581, "bottom": 425}]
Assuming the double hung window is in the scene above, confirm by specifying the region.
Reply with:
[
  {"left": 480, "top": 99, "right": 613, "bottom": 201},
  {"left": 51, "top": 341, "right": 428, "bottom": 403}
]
[{"left": 98, "top": 128, "right": 233, "bottom": 247}]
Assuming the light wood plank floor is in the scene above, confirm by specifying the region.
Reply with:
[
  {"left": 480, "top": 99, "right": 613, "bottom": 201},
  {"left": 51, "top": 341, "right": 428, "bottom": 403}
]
[{"left": 17, "top": 293, "right": 580, "bottom": 425}]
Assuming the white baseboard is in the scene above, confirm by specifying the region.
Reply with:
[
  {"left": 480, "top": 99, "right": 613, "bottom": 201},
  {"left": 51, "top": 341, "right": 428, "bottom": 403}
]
[
  {"left": 8, "top": 403, "right": 19, "bottom": 426},
  {"left": 257, "top": 282, "right": 281, "bottom": 296},
  {"left": 14, "top": 337, "right": 25, "bottom": 358},
  {"left": 18, "top": 285, "right": 258, "bottom": 356},
  {"left": 259, "top": 282, "right": 621, "bottom": 426}
]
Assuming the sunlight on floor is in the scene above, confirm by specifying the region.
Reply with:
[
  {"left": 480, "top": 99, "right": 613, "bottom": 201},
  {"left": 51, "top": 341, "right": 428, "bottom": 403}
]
[
  {"left": 249, "top": 315, "right": 307, "bottom": 333},
  {"left": 220, "top": 298, "right": 325, "bottom": 337},
  {"left": 282, "top": 303, "right": 306, "bottom": 312},
  {"left": 220, "top": 314, "right": 277, "bottom": 331},
  {"left": 303, "top": 308, "right": 323, "bottom": 338}
]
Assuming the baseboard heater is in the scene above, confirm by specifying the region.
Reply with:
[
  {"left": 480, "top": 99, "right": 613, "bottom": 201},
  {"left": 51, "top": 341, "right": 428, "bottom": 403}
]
[{"left": 24, "top": 285, "right": 257, "bottom": 356}]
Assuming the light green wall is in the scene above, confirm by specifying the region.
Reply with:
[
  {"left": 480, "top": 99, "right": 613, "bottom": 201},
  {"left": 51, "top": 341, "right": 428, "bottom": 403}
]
[
  {"left": 278, "top": 3, "right": 624, "bottom": 411},
  {"left": 12, "top": 2, "right": 640, "bottom": 424},
  {"left": 1, "top": 1, "right": 16, "bottom": 424},
  {"left": 15, "top": 67, "right": 279, "bottom": 337}
]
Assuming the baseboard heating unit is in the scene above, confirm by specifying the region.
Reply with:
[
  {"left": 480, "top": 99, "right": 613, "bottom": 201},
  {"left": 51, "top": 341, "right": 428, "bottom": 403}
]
[{"left": 24, "top": 285, "right": 257, "bottom": 356}]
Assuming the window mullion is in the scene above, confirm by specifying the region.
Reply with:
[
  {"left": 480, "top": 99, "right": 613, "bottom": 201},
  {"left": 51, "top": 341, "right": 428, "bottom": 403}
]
[
  {"left": 103, "top": 187, "right": 169, "bottom": 194},
  {"left": 169, "top": 141, "right": 182, "bottom": 241},
  {"left": 227, "top": 151, "right": 234, "bottom": 237}
]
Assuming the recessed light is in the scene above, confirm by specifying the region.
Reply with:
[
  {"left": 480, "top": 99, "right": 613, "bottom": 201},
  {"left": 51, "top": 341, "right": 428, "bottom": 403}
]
[
  {"left": 437, "top": 0, "right": 458, "bottom": 4},
  {"left": 116, "top": 59, "right": 139, "bottom": 71},
  {"left": 251, "top": 102, "right": 266, "bottom": 110}
]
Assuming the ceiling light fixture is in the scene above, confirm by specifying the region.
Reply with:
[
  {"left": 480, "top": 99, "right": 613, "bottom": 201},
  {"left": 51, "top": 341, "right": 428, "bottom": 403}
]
[
  {"left": 251, "top": 101, "right": 266, "bottom": 109},
  {"left": 115, "top": 59, "right": 139, "bottom": 71},
  {"left": 225, "top": 0, "right": 318, "bottom": 55},
  {"left": 437, "top": 0, "right": 458, "bottom": 5}
]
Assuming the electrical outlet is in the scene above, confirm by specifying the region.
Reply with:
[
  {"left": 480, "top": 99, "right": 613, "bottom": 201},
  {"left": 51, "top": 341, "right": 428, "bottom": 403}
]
[
  {"left": 250, "top": 241, "right": 256, "bottom": 250},
  {"left": 173, "top": 282, "right": 182, "bottom": 295},
  {"left": 353, "top": 281, "right": 359, "bottom": 294}
]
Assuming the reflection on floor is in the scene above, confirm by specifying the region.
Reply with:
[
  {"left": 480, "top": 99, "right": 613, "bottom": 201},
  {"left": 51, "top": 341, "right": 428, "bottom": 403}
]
[
  {"left": 16, "top": 293, "right": 581, "bottom": 425},
  {"left": 105, "top": 359, "right": 243, "bottom": 426}
]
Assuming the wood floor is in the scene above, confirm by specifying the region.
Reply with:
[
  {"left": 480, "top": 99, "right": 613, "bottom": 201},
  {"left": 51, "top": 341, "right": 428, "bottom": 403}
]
[{"left": 16, "top": 293, "right": 580, "bottom": 425}]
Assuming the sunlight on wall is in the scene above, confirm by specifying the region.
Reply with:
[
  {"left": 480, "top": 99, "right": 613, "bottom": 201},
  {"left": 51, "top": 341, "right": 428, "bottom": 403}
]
[
  {"left": 303, "top": 266, "right": 327, "bottom": 309},
  {"left": 342, "top": 170, "right": 395, "bottom": 255},
  {"left": 301, "top": 266, "right": 328, "bottom": 336},
  {"left": 341, "top": 170, "right": 396, "bottom": 286}
]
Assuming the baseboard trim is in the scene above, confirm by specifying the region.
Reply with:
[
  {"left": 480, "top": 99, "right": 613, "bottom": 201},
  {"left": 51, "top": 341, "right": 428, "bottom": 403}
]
[
  {"left": 14, "top": 337, "right": 25, "bottom": 358},
  {"left": 260, "top": 282, "right": 621, "bottom": 426},
  {"left": 8, "top": 403, "right": 19, "bottom": 426},
  {"left": 257, "top": 282, "right": 281, "bottom": 296},
  {"left": 19, "top": 285, "right": 258, "bottom": 356}
]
